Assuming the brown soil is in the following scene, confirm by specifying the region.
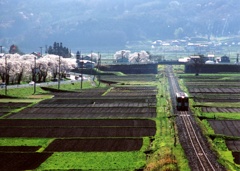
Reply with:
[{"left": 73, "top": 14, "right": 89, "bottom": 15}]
[
  {"left": 0, "top": 127, "right": 156, "bottom": 138},
  {"left": 8, "top": 112, "right": 156, "bottom": 119},
  {"left": 0, "top": 146, "right": 41, "bottom": 152},
  {"left": 188, "top": 88, "right": 240, "bottom": 94},
  {"left": 202, "top": 107, "right": 240, "bottom": 113},
  {"left": 0, "top": 152, "right": 52, "bottom": 170},
  {"left": 0, "top": 119, "right": 156, "bottom": 127},
  {"left": 226, "top": 140, "right": 240, "bottom": 151},
  {"left": 208, "top": 120, "right": 240, "bottom": 137}
]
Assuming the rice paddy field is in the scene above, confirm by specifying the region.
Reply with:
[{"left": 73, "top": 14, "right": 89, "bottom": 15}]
[
  {"left": 0, "top": 83, "right": 156, "bottom": 170},
  {"left": 0, "top": 72, "right": 185, "bottom": 171}
]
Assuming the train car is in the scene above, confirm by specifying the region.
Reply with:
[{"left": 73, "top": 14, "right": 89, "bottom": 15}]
[{"left": 176, "top": 92, "right": 189, "bottom": 111}]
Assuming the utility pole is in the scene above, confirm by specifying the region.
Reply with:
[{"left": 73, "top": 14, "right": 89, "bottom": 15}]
[
  {"left": 45, "top": 45, "right": 48, "bottom": 54},
  {"left": 58, "top": 55, "right": 61, "bottom": 89},
  {"left": 34, "top": 57, "right": 36, "bottom": 94},
  {"left": 91, "top": 51, "right": 93, "bottom": 76},
  {"left": 5, "top": 55, "right": 7, "bottom": 95},
  {"left": 39, "top": 47, "right": 42, "bottom": 57},
  {"left": 97, "top": 54, "right": 101, "bottom": 87},
  {"left": 81, "top": 55, "right": 83, "bottom": 89},
  {"left": 0, "top": 46, "right": 2, "bottom": 53}
]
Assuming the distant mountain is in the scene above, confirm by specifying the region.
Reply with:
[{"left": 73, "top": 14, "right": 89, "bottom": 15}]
[{"left": 1, "top": 0, "right": 240, "bottom": 52}]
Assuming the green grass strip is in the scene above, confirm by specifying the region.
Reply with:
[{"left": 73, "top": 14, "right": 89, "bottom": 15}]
[
  {"left": 38, "top": 151, "right": 145, "bottom": 170},
  {"left": 0, "top": 138, "right": 53, "bottom": 147}
]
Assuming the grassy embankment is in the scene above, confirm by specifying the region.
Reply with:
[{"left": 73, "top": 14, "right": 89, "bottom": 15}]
[{"left": 144, "top": 65, "right": 189, "bottom": 171}]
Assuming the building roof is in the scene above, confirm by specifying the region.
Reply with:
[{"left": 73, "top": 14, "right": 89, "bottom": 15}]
[{"left": 190, "top": 55, "right": 200, "bottom": 59}]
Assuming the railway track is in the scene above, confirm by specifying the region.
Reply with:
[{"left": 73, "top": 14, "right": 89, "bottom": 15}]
[
  {"left": 180, "top": 111, "right": 216, "bottom": 171},
  {"left": 166, "top": 66, "right": 225, "bottom": 171}
]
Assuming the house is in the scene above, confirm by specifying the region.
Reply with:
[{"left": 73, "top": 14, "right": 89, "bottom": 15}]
[
  {"left": 220, "top": 55, "right": 230, "bottom": 63},
  {"left": 78, "top": 60, "right": 95, "bottom": 68}
]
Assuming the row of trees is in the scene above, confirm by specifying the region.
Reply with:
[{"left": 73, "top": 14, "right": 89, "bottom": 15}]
[
  {"left": 47, "top": 42, "right": 71, "bottom": 58},
  {"left": 0, "top": 54, "right": 76, "bottom": 85}
]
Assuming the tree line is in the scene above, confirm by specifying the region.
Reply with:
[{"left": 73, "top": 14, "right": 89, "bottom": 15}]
[
  {"left": 47, "top": 42, "right": 71, "bottom": 58},
  {"left": 0, "top": 54, "right": 76, "bottom": 85}
]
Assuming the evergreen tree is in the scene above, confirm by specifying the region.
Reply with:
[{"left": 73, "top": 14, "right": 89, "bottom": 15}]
[
  {"left": 8, "top": 44, "right": 23, "bottom": 54},
  {"left": 47, "top": 42, "right": 71, "bottom": 58}
]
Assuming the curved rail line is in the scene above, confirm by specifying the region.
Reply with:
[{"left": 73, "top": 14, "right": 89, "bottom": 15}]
[{"left": 167, "top": 66, "right": 217, "bottom": 171}]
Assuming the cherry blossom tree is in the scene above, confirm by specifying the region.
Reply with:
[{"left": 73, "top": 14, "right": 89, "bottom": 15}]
[
  {"left": 0, "top": 54, "right": 77, "bottom": 84},
  {"left": 0, "top": 54, "right": 26, "bottom": 85},
  {"left": 0, "top": 55, "right": 8, "bottom": 84},
  {"left": 14, "top": 54, "right": 33, "bottom": 84},
  {"left": 114, "top": 50, "right": 151, "bottom": 64}
]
